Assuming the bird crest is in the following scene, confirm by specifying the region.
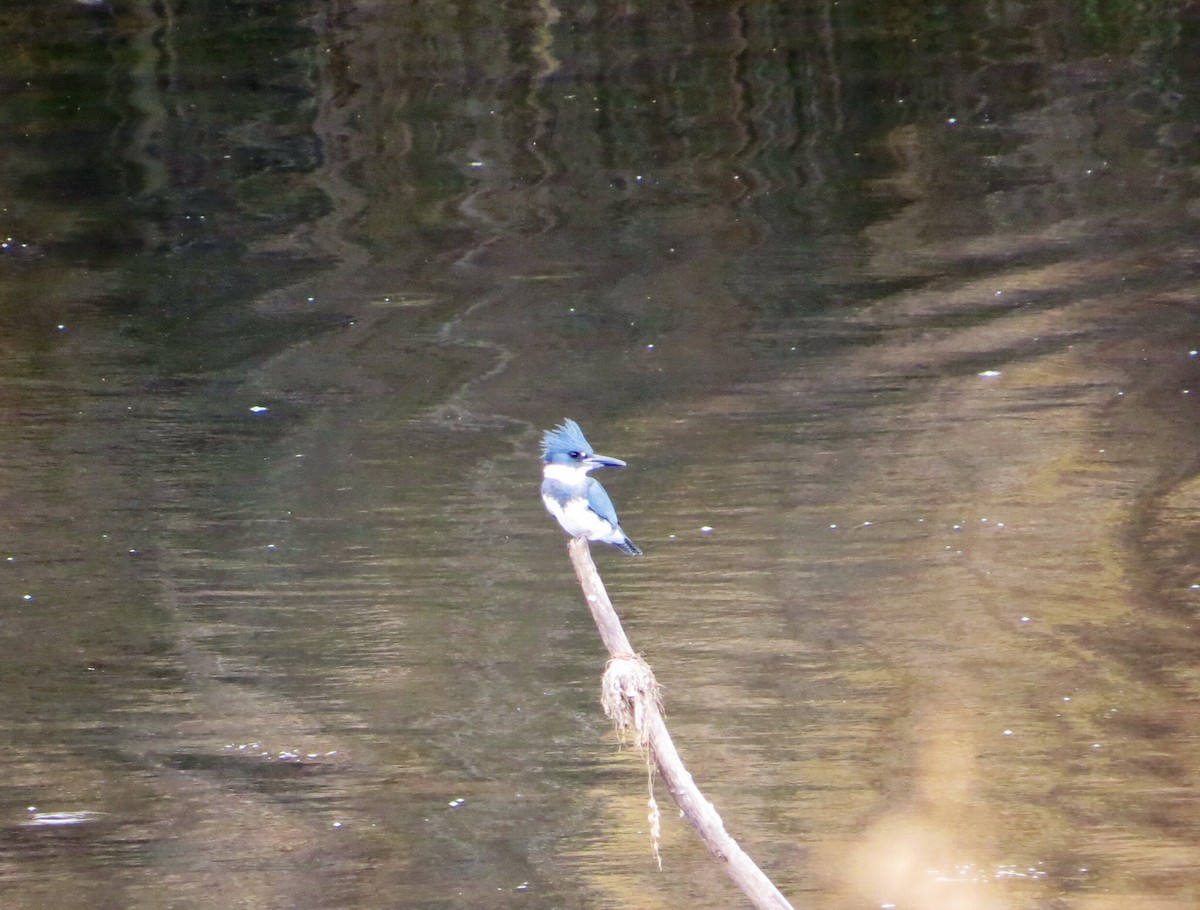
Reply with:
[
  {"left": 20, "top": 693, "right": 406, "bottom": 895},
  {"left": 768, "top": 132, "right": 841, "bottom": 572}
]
[{"left": 541, "top": 418, "right": 592, "bottom": 459}]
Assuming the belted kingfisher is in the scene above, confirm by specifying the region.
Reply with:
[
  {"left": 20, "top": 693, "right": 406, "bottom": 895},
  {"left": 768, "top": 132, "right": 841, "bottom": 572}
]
[{"left": 540, "top": 419, "right": 643, "bottom": 556}]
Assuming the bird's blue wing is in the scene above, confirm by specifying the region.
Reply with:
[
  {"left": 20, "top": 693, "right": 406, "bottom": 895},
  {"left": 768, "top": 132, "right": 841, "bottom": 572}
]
[{"left": 584, "top": 478, "right": 621, "bottom": 528}]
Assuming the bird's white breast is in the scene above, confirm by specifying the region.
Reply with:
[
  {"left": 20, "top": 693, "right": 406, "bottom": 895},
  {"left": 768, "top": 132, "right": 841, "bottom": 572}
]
[
  {"left": 541, "top": 493, "right": 617, "bottom": 541},
  {"left": 542, "top": 462, "right": 625, "bottom": 544}
]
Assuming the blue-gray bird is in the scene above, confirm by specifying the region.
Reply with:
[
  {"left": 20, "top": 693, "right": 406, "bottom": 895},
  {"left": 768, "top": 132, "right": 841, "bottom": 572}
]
[{"left": 540, "top": 419, "right": 642, "bottom": 556}]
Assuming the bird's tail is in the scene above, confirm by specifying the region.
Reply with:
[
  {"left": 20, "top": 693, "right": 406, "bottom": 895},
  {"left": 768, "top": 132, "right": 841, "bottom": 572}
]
[{"left": 613, "top": 536, "right": 643, "bottom": 557}]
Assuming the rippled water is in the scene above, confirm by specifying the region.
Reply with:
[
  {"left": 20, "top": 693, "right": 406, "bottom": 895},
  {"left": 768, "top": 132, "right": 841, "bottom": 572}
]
[{"left": 2, "top": 2, "right": 1200, "bottom": 909}]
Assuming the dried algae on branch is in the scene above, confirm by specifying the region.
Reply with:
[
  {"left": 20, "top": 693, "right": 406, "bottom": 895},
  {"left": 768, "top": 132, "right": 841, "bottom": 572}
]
[{"left": 566, "top": 537, "right": 796, "bottom": 910}]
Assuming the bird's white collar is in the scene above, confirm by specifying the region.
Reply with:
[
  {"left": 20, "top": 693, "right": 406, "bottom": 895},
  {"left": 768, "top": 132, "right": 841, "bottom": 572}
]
[{"left": 543, "top": 462, "right": 591, "bottom": 484}]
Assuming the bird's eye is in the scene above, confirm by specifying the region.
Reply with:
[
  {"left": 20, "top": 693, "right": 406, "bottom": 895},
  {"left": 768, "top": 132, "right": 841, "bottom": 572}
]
[{"left": 568, "top": 451, "right": 582, "bottom": 459}]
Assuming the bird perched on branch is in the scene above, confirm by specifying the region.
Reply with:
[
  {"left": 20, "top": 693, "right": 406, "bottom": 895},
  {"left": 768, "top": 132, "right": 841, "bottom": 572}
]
[{"left": 540, "top": 419, "right": 642, "bottom": 556}]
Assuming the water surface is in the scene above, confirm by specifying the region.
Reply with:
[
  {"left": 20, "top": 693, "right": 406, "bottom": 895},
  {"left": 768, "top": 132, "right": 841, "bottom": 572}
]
[{"left": 2, "top": 2, "right": 1200, "bottom": 909}]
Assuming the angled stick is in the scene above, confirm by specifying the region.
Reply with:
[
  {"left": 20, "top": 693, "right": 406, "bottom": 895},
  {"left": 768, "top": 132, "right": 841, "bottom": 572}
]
[{"left": 567, "top": 537, "right": 796, "bottom": 910}]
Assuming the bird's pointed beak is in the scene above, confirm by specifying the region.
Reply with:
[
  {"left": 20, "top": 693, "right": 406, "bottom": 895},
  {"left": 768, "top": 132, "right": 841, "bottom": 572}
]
[{"left": 585, "top": 453, "right": 627, "bottom": 469}]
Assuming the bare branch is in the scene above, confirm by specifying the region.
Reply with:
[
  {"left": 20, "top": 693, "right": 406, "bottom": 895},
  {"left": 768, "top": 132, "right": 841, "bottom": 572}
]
[{"left": 567, "top": 537, "right": 796, "bottom": 910}]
